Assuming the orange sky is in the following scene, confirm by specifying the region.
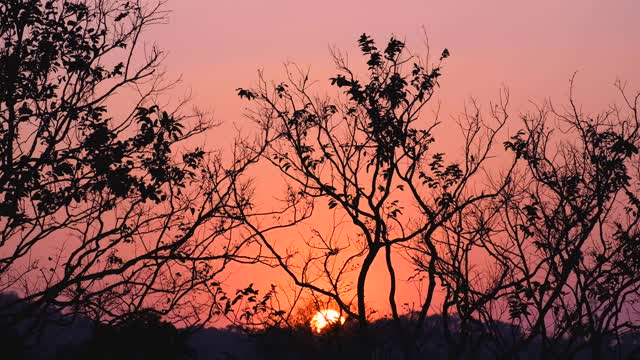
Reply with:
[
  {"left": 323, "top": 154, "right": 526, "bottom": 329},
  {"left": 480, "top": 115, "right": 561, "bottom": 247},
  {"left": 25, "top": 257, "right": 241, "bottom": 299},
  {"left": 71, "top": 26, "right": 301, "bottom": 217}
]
[{"left": 144, "top": 0, "right": 640, "bottom": 320}]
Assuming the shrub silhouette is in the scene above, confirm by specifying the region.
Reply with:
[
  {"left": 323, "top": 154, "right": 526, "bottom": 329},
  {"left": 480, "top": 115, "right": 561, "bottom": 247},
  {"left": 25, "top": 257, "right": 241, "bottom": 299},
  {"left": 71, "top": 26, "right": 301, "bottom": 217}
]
[
  {"left": 62, "top": 309, "right": 193, "bottom": 360},
  {"left": 0, "top": 320, "right": 27, "bottom": 360}
]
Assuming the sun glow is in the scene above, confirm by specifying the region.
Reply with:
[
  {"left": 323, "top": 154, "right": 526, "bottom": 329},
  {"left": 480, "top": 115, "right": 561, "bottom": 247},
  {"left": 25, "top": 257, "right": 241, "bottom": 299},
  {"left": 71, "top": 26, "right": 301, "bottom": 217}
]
[{"left": 310, "top": 309, "right": 346, "bottom": 333}]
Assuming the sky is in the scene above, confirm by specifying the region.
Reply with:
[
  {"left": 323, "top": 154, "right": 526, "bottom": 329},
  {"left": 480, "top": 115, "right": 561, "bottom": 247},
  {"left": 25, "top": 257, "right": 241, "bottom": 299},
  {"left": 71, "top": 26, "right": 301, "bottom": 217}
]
[
  {"left": 152, "top": 0, "right": 639, "bottom": 121},
  {"left": 145, "top": 0, "right": 640, "bottom": 319}
]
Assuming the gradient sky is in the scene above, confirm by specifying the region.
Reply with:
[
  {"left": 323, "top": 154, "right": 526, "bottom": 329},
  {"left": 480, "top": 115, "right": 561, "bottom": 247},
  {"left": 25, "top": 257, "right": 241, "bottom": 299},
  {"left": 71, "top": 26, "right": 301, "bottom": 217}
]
[
  {"left": 146, "top": 0, "right": 640, "bottom": 318},
  {"left": 153, "top": 0, "right": 639, "bottom": 121}
]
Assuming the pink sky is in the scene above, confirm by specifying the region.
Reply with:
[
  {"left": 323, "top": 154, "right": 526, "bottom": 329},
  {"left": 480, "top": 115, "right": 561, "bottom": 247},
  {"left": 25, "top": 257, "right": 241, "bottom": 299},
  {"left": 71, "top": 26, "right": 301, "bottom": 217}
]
[
  {"left": 146, "top": 0, "right": 640, "bottom": 318},
  {"left": 153, "top": 0, "right": 639, "bottom": 116}
]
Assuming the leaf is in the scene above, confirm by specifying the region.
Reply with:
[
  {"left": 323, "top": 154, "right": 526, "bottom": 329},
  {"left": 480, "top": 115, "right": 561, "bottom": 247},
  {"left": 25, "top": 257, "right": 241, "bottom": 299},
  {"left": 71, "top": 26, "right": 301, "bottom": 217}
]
[
  {"left": 114, "top": 12, "right": 128, "bottom": 22},
  {"left": 358, "top": 33, "right": 377, "bottom": 53},
  {"left": 440, "top": 48, "right": 450, "bottom": 60},
  {"left": 328, "top": 199, "right": 338, "bottom": 209},
  {"left": 236, "top": 88, "right": 256, "bottom": 100},
  {"left": 384, "top": 38, "right": 405, "bottom": 60}
]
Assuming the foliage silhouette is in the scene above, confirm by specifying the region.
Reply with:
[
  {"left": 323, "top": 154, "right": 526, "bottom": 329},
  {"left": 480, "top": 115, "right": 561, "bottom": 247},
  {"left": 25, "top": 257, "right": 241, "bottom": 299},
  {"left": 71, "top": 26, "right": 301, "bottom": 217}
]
[
  {"left": 60, "top": 309, "right": 194, "bottom": 360},
  {"left": 236, "top": 33, "right": 640, "bottom": 359},
  {"left": 240, "top": 313, "right": 640, "bottom": 360},
  {"left": 2, "top": 0, "right": 640, "bottom": 358},
  {"left": 0, "top": 0, "right": 261, "bottom": 333},
  {"left": 483, "top": 77, "right": 640, "bottom": 359},
  {"left": 4, "top": 292, "right": 640, "bottom": 360},
  {"left": 236, "top": 33, "right": 512, "bottom": 359}
]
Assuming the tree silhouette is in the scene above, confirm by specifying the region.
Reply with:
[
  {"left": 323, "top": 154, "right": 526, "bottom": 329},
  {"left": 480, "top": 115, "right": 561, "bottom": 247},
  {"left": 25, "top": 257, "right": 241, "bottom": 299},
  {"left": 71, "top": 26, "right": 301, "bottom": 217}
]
[
  {"left": 236, "top": 33, "right": 640, "bottom": 359},
  {"left": 490, "top": 78, "right": 640, "bottom": 359},
  {"left": 0, "top": 0, "right": 261, "bottom": 332},
  {"left": 419, "top": 77, "right": 640, "bottom": 360},
  {"left": 236, "top": 34, "right": 513, "bottom": 359},
  {"left": 60, "top": 308, "right": 193, "bottom": 360},
  {"left": 3, "top": 1, "right": 640, "bottom": 358}
]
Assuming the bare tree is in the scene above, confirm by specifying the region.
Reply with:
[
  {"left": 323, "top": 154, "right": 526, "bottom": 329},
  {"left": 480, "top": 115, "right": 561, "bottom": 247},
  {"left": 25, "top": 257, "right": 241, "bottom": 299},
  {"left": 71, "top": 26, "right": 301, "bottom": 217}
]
[
  {"left": 236, "top": 34, "right": 513, "bottom": 358},
  {"left": 404, "top": 95, "right": 518, "bottom": 360},
  {"left": 475, "top": 78, "right": 640, "bottom": 359}
]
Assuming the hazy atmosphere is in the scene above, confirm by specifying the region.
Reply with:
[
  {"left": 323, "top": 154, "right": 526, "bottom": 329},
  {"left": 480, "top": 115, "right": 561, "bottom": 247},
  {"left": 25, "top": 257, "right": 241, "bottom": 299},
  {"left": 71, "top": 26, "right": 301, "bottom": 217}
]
[{"left": 1, "top": 1, "right": 639, "bottom": 359}]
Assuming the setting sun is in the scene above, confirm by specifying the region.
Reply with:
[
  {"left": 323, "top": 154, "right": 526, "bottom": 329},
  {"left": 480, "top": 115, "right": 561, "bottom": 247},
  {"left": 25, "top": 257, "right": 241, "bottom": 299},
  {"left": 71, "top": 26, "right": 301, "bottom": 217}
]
[{"left": 310, "top": 309, "right": 346, "bottom": 333}]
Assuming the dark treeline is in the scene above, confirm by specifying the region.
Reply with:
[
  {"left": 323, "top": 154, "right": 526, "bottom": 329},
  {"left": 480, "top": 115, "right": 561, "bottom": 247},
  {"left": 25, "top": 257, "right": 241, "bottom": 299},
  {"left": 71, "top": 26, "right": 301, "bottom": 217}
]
[
  {"left": 1, "top": 1, "right": 639, "bottom": 359},
  {"left": 3, "top": 291, "right": 640, "bottom": 360}
]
